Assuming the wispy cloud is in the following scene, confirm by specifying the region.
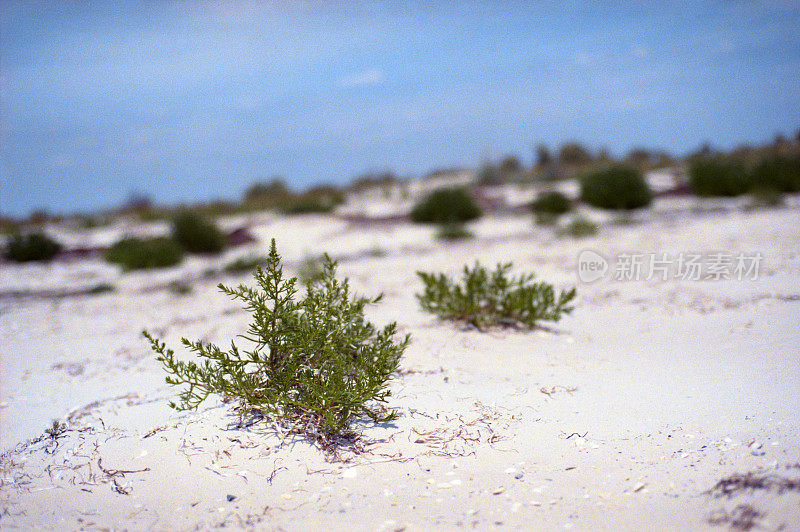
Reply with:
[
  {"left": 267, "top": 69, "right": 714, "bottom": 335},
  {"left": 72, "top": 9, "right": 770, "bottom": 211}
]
[{"left": 337, "top": 69, "right": 385, "bottom": 89}]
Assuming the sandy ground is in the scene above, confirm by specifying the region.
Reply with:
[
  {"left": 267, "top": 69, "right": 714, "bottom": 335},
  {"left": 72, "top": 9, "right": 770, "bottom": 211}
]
[{"left": 1, "top": 193, "right": 799, "bottom": 530}]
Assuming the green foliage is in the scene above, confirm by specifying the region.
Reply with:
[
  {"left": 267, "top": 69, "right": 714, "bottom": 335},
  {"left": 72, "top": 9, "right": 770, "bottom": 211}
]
[
  {"left": 557, "top": 216, "right": 599, "bottom": 238},
  {"left": 410, "top": 187, "right": 482, "bottom": 224},
  {"left": 167, "top": 280, "right": 193, "bottom": 296},
  {"left": 477, "top": 162, "right": 502, "bottom": 185},
  {"left": 531, "top": 191, "right": 572, "bottom": 224},
  {"left": 580, "top": 165, "right": 652, "bottom": 210},
  {"left": 436, "top": 223, "right": 474, "bottom": 241},
  {"left": 145, "top": 239, "right": 409, "bottom": 443},
  {"left": 224, "top": 255, "right": 270, "bottom": 274},
  {"left": 87, "top": 283, "right": 115, "bottom": 295},
  {"left": 297, "top": 254, "right": 327, "bottom": 284},
  {"left": 748, "top": 186, "right": 784, "bottom": 208},
  {"left": 172, "top": 211, "right": 226, "bottom": 254},
  {"left": 558, "top": 142, "right": 592, "bottom": 165},
  {"left": 689, "top": 157, "right": 750, "bottom": 197},
  {"left": 3, "top": 232, "right": 62, "bottom": 262},
  {"left": 105, "top": 237, "right": 183, "bottom": 271},
  {"left": 417, "top": 262, "right": 576, "bottom": 330},
  {"left": 749, "top": 155, "right": 800, "bottom": 193},
  {"left": 280, "top": 186, "right": 346, "bottom": 215},
  {"left": 244, "top": 178, "right": 290, "bottom": 204}
]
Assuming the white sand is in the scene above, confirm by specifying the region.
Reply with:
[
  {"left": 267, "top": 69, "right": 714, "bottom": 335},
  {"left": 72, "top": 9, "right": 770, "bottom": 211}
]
[{"left": 1, "top": 192, "right": 799, "bottom": 530}]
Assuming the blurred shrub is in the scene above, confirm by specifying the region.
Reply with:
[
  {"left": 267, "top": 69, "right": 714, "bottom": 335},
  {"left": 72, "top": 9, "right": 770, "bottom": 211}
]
[
  {"left": 105, "top": 237, "right": 183, "bottom": 271},
  {"left": 749, "top": 155, "right": 800, "bottom": 193},
  {"left": 748, "top": 186, "right": 784, "bottom": 209},
  {"left": 558, "top": 142, "right": 592, "bottom": 165},
  {"left": 689, "top": 157, "right": 750, "bottom": 197},
  {"left": 580, "top": 165, "right": 652, "bottom": 210},
  {"left": 436, "top": 222, "right": 474, "bottom": 241},
  {"left": 558, "top": 216, "right": 598, "bottom": 238},
  {"left": 223, "top": 255, "right": 270, "bottom": 274},
  {"left": 410, "top": 187, "right": 482, "bottom": 224},
  {"left": 167, "top": 280, "right": 192, "bottom": 296},
  {"left": 477, "top": 162, "right": 502, "bottom": 185},
  {"left": 4, "top": 233, "right": 62, "bottom": 262},
  {"left": 172, "top": 211, "right": 225, "bottom": 254},
  {"left": 280, "top": 185, "right": 345, "bottom": 215},
  {"left": 244, "top": 178, "right": 290, "bottom": 205},
  {"left": 298, "top": 254, "right": 327, "bottom": 284},
  {"left": 530, "top": 191, "right": 572, "bottom": 225}
]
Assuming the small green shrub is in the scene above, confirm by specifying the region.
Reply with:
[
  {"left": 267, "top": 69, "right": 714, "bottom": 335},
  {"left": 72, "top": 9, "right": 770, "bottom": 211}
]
[
  {"left": 167, "top": 280, "right": 192, "bottom": 296},
  {"left": 145, "top": 239, "right": 409, "bottom": 446},
  {"left": 531, "top": 191, "right": 572, "bottom": 225},
  {"left": 172, "top": 211, "right": 226, "bottom": 254},
  {"left": 748, "top": 186, "right": 784, "bottom": 208},
  {"left": 689, "top": 157, "right": 750, "bottom": 197},
  {"left": 223, "top": 255, "right": 270, "bottom": 274},
  {"left": 3, "top": 232, "right": 62, "bottom": 262},
  {"left": 105, "top": 237, "right": 183, "bottom": 271},
  {"left": 417, "top": 262, "right": 576, "bottom": 330},
  {"left": 580, "top": 165, "right": 652, "bottom": 210},
  {"left": 297, "top": 254, "right": 326, "bottom": 284},
  {"left": 749, "top": 155, "right": 800, "bottom": 193},
  {"left": 436, "top": 223, "right": 474, "bottom": 241},
  {"left": 280, "top": 186, "right": 345, "bottom": 215},
  {"left": 557, "top": 216, "right": 599, "bottom": 238},
  {"left": 410, "top": 187, "right": 482, "bottom": 224},
  {"left": 531, "top": 191, "right": 571, "bottom": 215},
  {"left": 87, "top": 283, "right": 115, "bottom": 295}
]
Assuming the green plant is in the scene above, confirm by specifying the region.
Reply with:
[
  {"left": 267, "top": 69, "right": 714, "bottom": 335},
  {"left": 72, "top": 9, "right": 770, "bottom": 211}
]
[
  {"left": 172, "top": 211, "right": 226, "bottom": 254},
  {"left": 417, "top": 262, "right": 576, "bottom": 330},
  {"left": 167, "top": 280, "right": 193, "bottom": 296},
  {"left": 749, "top": 155, "right": 800, "bottom": 193},
  {"left": 580, "top": 165, "right": 652, "bottom": 210},
  {"left": 279, "top": 186, "right": 346, "bottom": 215},
  {"left": 557, "top": 216, "right": 599, "bottom": 238},
  {"left": 105, "top": 237, "right": 183, "bottom": 271},
  {"left": 144, "top": 239, "right": 409, "bottom": 446},
  {"left": 436, "top": 222, "right": 474, "bottom": 241},
  {"left": 3, "top": 232, "right": 62, "bottom": 262},
  {"left": 297, "top": 254, "right": 327, "bottom": 284},
  {"left": 530, "top": 191, "right": 572, "bottom": 224},
  {"left": 747, "top": 186, "right": 784, "bottom": 208},
  {"left": 224, "top": 255, "right": 270, "bottom": 274},
  {"left": 689, "top": 157, "right": 750, "bottom": 197},
  {"left": 410, "top": 187, "right": 482, "bottom": 225},
  {"left": 87, "top": 283, "right": 115, "bottom": 295}
]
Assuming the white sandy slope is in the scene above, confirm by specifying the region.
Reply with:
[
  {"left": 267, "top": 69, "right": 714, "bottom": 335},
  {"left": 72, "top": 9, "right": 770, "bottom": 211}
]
[{"left": 1, "top": 196, "right": 799, "bottom": 530}]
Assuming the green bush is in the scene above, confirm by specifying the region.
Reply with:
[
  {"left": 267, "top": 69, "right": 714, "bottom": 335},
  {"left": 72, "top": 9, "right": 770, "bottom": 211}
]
[
  {"left": 557, "top": 216, "right": 599, "bottom": 238},
  {"left": 580, "top": 165, "right": 652, "bottom": 210},
  {"left": 145, "top": 239, "right": 409, "bottom": 446},
  {"left": 172, "top": 211, "right": 226, "bottom": 254},
  {"left": 105, "top": 237, "right": 183, "bottom": 271},
  {"left": 749, "top": 155, "right": 800, "bottom": 193},
  {"left": 417, "top": 262, "right": 576, "bottom": 330},
  {"left": 689, "top": 157, "right": 750, "bottom": 197},
  {"left": 748, "top": 186, "right": 784, "bottom": 208},
  {"left": 3, "top": 233, "right": 62, "bottom": 262},
  {"left": 410, "top": 187, "right": 482, "bottom": 224},
  {"left": 531, "top": 191, "right": 572, "bottom": 224},
  {"left": 436, "top": 223, "right": 474, "bottom": 241},
  {"left": 223, "top": 255, "right": 270, "bottom": 274},
  {"left": 280, "top": 186, "right": 346, "bottom": 215}
]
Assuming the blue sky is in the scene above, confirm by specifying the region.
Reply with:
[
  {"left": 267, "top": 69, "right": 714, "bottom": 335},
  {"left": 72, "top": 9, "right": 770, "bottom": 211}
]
[{"left": 2, "top": 1, "right": 799, "bottom": 217}]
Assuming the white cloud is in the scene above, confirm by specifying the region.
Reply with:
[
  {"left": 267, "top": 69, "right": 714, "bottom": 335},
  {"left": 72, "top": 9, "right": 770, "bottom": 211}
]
[{"left": 337, "top": 69, "right": 385, "bottom": 89}]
